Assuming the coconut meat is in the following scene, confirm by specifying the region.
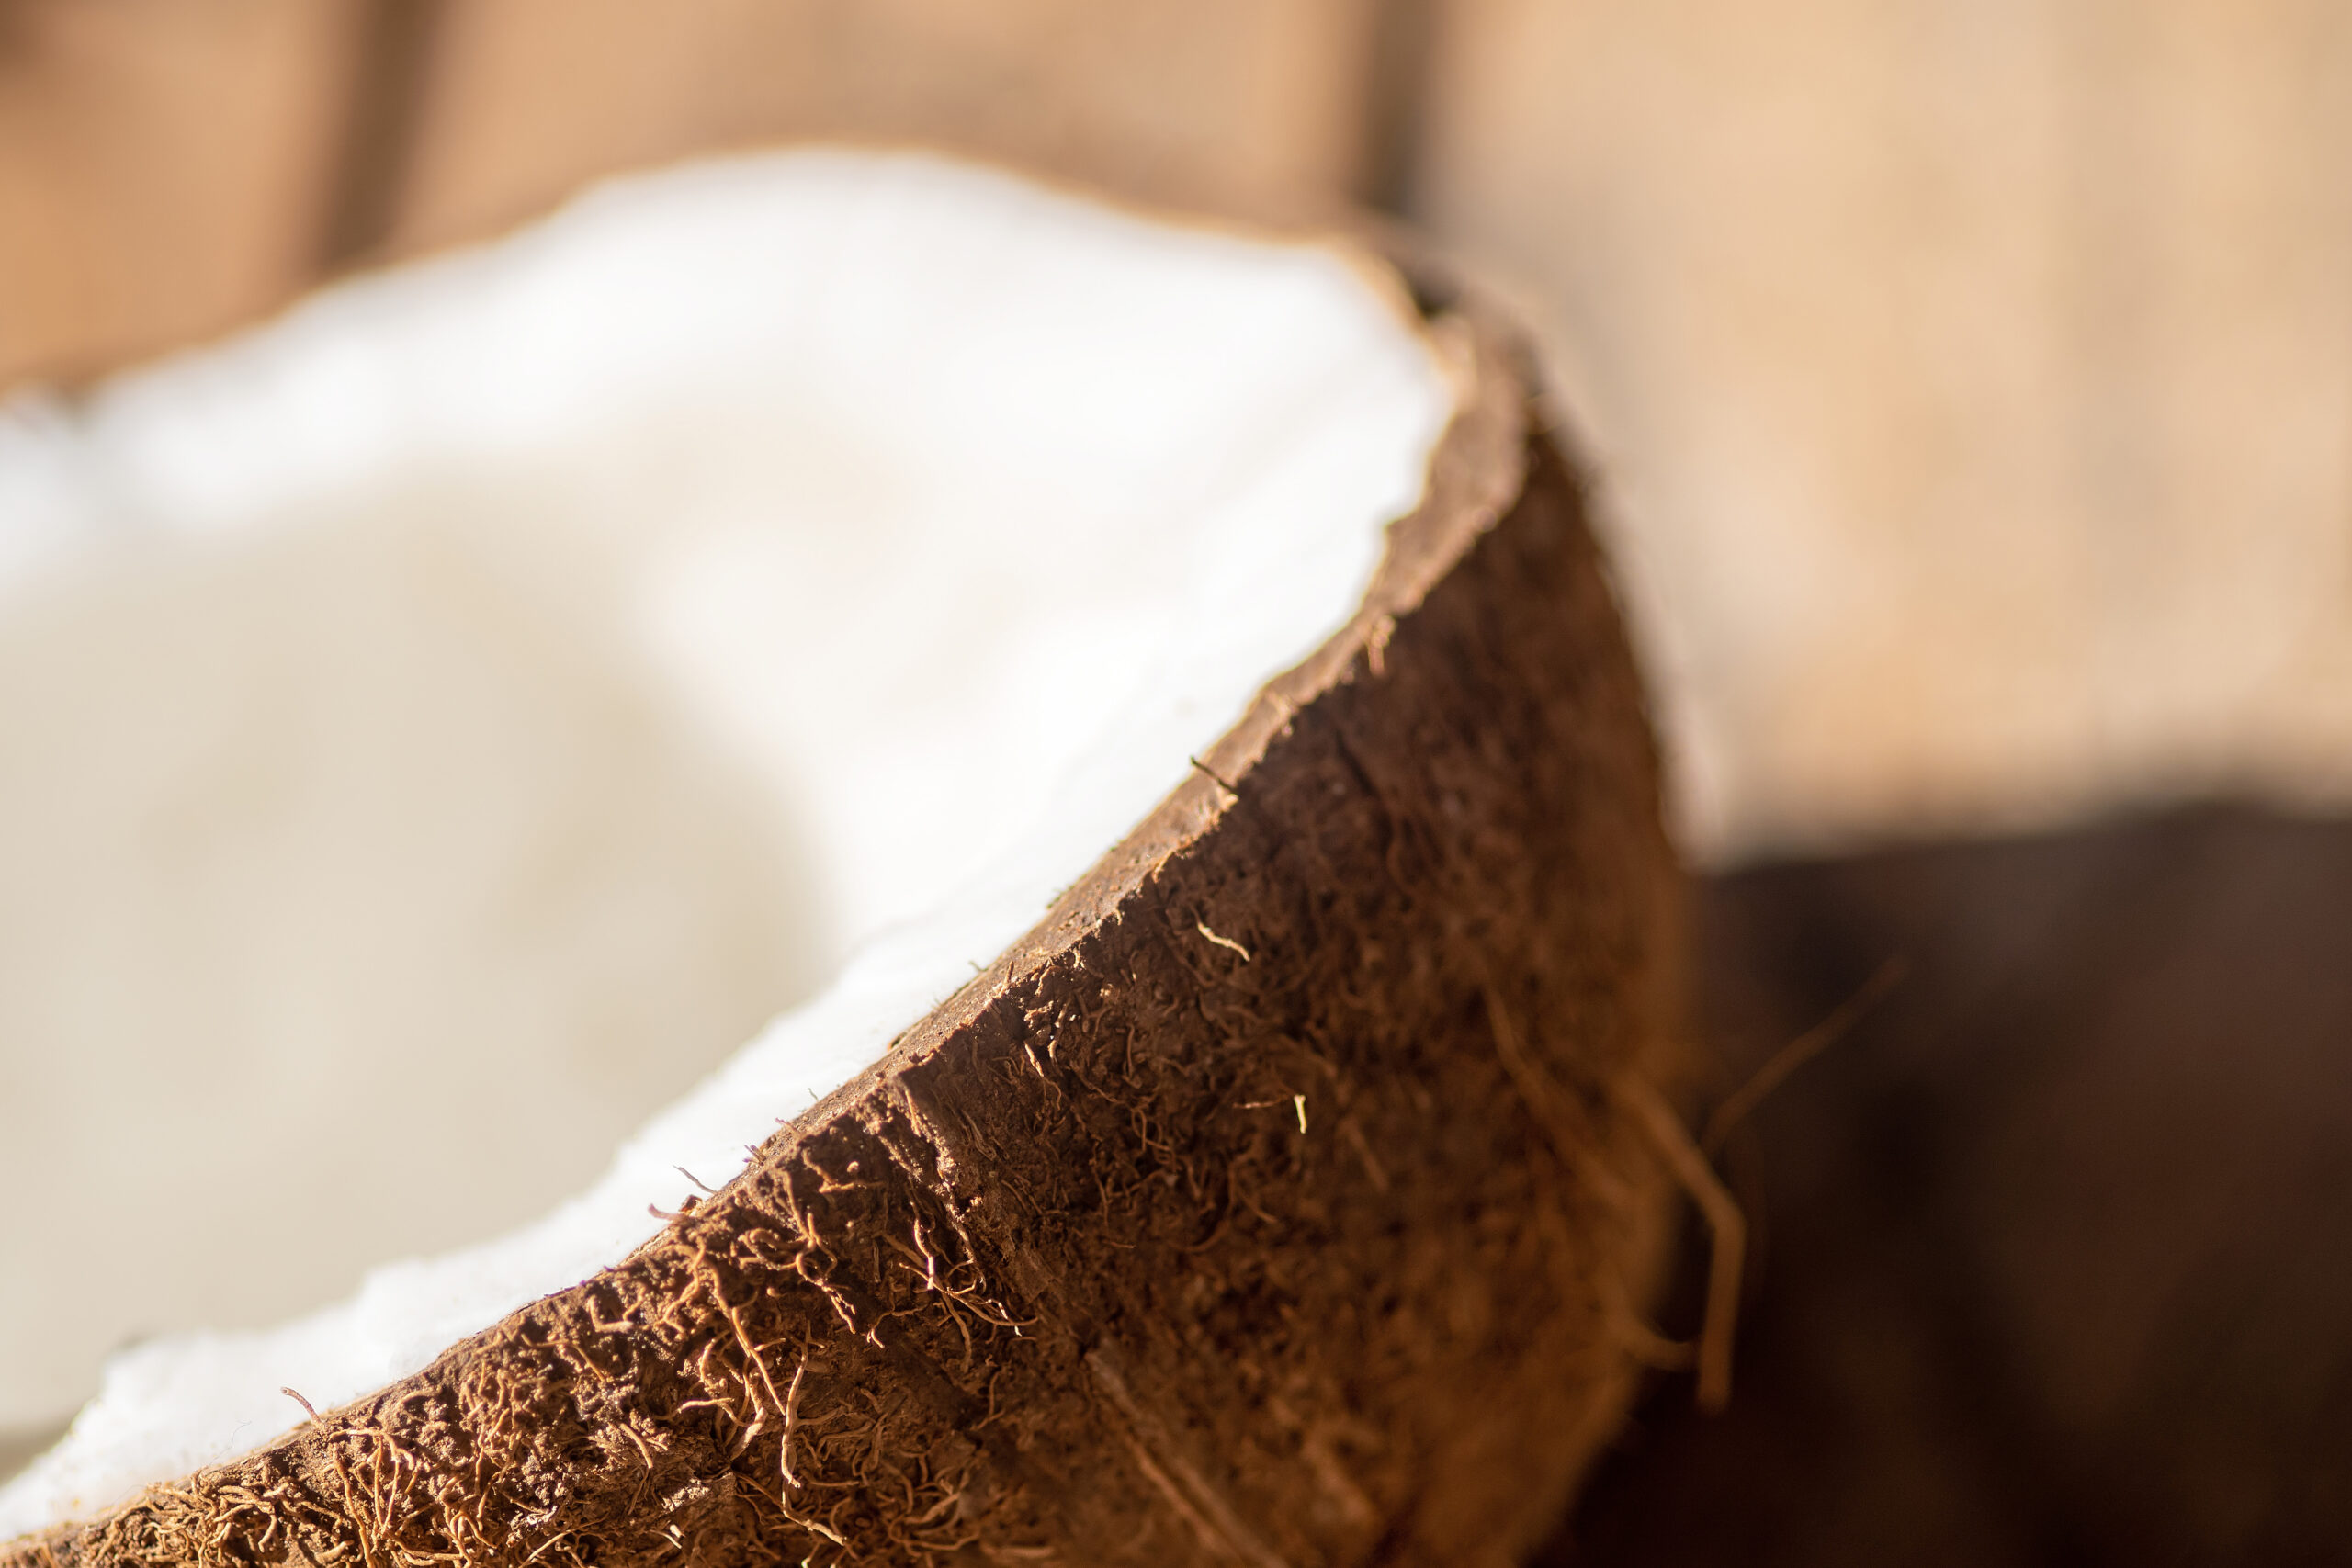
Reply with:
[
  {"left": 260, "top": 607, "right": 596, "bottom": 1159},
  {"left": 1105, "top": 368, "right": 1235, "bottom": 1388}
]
[{"left": 0, "top": 150, "right": 1452, "bottom": 1534}]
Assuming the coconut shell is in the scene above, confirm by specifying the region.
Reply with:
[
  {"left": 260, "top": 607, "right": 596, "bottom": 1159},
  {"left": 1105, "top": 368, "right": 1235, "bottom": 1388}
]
[{"left": 1, "top": 276, "right": 1687, "bottom": 1568}]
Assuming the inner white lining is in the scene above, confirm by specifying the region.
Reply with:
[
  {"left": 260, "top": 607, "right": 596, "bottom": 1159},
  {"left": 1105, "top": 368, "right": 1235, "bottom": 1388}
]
[{"left": 0, "top": 148, "right": 1451, "bottom": 1535}]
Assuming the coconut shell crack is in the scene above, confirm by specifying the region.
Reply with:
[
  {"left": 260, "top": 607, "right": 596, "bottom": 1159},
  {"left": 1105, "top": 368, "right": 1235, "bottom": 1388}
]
[{"left": 2, "top": 280, "right": 1688, "bottom": 1568}]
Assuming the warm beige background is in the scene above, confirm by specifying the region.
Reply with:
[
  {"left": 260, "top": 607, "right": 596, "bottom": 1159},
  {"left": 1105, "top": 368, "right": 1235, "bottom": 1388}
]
[
  {"left": 381, "top": 0, "right": 1386, "bottom": 254},
  {"left": 1420, "top": 0, "right": 2352, "bottom": 857},
  {"left": 0, "top": 0, "right": 357, "bottom": 388},
  {"left": 0, "top": 0, "right": 1396, "bottom": 389}
]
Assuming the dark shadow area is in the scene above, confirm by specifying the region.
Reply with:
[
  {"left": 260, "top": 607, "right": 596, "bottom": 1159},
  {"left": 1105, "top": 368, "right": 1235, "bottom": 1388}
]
[{"left": 1538, "top": 803, "right": 2352, "bottom": 1567}]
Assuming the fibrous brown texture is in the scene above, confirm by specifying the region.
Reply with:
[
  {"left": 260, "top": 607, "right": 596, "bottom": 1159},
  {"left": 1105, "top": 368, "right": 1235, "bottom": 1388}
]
[{"left": 2, "top": 286, "right": 1686, "bottom": 1568}]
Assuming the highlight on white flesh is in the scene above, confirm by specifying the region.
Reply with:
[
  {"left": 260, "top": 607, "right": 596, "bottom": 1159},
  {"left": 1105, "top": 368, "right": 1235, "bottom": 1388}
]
[{"left": 0, "top": 149, "right": 1453, "bottom": 1535}]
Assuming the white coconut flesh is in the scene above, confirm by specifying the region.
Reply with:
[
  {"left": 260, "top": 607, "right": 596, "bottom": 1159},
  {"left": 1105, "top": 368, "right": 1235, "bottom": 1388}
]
[{"left": 0, "top": 150, "right": 1453, "bottom": 1535}]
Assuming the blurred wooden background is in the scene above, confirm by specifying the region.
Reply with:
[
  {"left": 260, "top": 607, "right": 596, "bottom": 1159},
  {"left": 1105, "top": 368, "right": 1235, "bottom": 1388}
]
[
  {"left": 0, "top": 0, "right": 1406, "bottom": 391},
  {"left": 6, "top": 0, "right": 2351, "bottom": 867}
]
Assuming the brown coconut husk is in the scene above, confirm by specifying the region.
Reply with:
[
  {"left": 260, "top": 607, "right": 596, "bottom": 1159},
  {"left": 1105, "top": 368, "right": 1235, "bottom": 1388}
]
[{"left": 1, "top": 268, "right": 1690, "bottom": 1568}]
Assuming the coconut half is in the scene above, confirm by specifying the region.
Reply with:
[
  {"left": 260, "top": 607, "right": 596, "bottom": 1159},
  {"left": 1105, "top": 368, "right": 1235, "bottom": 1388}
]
[{"left": 0, "top": 149, "right": 1681, "bottom": 1567}]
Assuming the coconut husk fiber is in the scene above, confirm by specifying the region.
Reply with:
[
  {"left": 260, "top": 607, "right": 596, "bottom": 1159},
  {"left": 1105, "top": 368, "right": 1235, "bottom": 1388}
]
[{"left": 0, "top": 276, "right": 1688, "bottom": 1568}]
